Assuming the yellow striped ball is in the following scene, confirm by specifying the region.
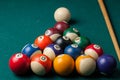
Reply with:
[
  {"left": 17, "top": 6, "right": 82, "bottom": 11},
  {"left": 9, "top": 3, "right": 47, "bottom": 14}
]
[{"left": 75, "top": 55, "right": 96, "bottom": 76}]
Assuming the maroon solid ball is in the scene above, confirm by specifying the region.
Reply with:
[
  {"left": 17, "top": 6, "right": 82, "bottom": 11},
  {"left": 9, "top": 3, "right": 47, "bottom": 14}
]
[
  {"left": 9, "top": 53, "right": 30, "bottom": 75},
  {"left": 54, "top": 21, "right": 70, "bottom": 33}
]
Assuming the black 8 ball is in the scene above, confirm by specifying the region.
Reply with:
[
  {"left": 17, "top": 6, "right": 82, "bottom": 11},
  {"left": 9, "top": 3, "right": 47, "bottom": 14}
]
[{"left": 54, "top": 36, "right": 72, "bottom": 49}]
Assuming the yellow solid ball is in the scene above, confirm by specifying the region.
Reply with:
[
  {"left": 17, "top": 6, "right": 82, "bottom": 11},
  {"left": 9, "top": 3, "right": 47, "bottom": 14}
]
[
  {"left": 53, "top": 54, "right": 74, "bottom": 76},
  {"left": 54, "top": 7, "right": 71, "bottom": 22}
]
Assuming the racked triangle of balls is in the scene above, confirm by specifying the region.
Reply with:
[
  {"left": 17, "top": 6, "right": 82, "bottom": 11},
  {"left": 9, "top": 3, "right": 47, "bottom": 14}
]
[{"left": 9, "top": 7, "right": 117, "bottom": 77}]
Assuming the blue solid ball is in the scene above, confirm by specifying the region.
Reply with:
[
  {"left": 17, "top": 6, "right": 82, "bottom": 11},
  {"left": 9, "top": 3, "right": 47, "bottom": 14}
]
[
  {"left": 21, "top": 43, "right": 41, "bottom": 57},
  {"left": 97, "top": 54, "right": 117, "bottom": 75},
  {"left": 64, "top": 44, "right": 82, "bottom": 59}
]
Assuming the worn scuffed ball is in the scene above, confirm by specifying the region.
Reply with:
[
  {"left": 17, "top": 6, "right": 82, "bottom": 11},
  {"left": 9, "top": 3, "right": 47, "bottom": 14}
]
[{"left": 54, "top": 7, "right": 71, "bottom": 22}]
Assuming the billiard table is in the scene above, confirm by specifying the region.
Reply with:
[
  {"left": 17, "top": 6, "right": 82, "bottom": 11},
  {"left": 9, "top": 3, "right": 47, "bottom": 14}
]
[{"left": 0, "top": 0, "right": 120, "bottom": 80}]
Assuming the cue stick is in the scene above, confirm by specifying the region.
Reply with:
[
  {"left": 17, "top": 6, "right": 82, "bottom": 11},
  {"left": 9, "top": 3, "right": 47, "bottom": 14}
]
[{"left": 98, "top": 0, "right": 120, "bottom": 61}]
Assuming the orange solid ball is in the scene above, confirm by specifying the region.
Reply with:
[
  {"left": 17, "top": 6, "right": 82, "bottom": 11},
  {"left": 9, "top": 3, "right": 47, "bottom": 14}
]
[
  {"left": 34, "top": 35, "right": 53, "bottom": 50},
  {"left": 53, "top": 54, "right": 74, "bottom": 76}
]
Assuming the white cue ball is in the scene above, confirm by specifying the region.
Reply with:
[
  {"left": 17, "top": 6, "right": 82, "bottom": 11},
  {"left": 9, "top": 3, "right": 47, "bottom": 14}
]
[{"left": 54, "top": 7, "right": 71, "bottom": 22}]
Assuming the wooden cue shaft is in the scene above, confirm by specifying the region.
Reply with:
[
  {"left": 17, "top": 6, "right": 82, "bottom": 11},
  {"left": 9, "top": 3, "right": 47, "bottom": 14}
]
[{"left": 98, "top": 0, "right": 120, "bottom": 61}]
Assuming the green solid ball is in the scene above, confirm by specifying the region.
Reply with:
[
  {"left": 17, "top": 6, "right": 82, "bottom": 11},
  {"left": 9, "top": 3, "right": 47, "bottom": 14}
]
[
  {"left": 73, "top": 36, "right": 90, "bottom": 49},
  {"left": 63, "top": 27, "right": 80, "bottom": 41}
]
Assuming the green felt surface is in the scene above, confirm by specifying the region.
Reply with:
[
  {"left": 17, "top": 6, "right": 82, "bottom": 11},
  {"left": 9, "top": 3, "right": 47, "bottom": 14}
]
[{"left": 0, "top": 0, "right": 120, "bottom": 80}]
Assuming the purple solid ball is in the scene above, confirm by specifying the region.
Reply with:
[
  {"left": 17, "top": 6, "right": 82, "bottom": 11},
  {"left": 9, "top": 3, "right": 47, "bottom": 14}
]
[{"left": 97, "top": 54, "right": 117, "bottom": 75}]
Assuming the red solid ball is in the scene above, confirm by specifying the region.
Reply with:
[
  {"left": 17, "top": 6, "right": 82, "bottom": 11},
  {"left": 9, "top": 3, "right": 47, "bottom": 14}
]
[
  {"left": 9, "top": 53, "right": 30, "bottom": 75},
  {"left": 54, "top": 21, "right": 70, "bottom": 33}
]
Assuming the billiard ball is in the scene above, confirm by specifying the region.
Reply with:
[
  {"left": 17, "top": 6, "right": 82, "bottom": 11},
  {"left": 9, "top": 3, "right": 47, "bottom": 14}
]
[
  {"left": 49, "top": 33, "right": 61, "bottom": 42},
  {"left": 45, "top": 27, "right": 60, "bottom": 36},
  {"left": 45, "top": 27, "right": 61, "bottom": 42},
  {"left": 54, "top": 36, "right": 72, "bottom": 49},
  {"left": 64, "top": 44, "right": 82, "bottom": 59},
  {"left": 84, "top": 44, "right": 103, "bottom": 60},
  {"left": 43, "top": 44, "right": 63, "bottom": 61},
  {"left": 97, "top": 54, "right": 117, "bottom": 75},
  {"left": 63, "top": 27, "right": 80, "bottom": 41},
  {"left": 9, "top": 53, "right": 30, "bottom": 75},
  {"left": 75, "top": 55, "right": 96, "bottom": 76},
  {"left": 21, "top": 43, "right": 42, "bottom": 58},
  {"left": 73, "top": 36, "right": 90, "bottom": 49},
  {"left": 31, "top": 54, "right": 52, "bottom": 76},
  {"left": 54, "top": 7, "right": 71, "bottom": 22},
  {"left": 53, "top": 54, "right": 74, "bottom": 76},
  {"left": 34, "top": 35, "right": 53, "bottom": 50},
  {"left": 54, "top": 21, "right": 70, "bottom": 33}
]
